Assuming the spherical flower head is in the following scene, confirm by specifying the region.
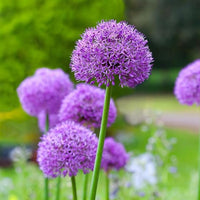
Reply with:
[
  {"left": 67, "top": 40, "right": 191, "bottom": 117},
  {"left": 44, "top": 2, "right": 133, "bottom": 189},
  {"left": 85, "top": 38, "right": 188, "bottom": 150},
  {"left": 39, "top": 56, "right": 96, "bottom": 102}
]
[
  {"left": 101, "top": 137, "right": 129, "bottom": 172},
  {"left": 37, "top": 111, "right": 60, "bottom": 132},
  {"left": 70, "top": 20, "right": 153, "bottom": 88},
  {"left": 37, "top": 121, "right": 98, "bottom": 178},
  {"left": 17, "top": 68, "right": 74, "bottom": 116},
  {"left": 174, "top": 59, "right": 200, "bottom": 105},
  {"left": 59, "top": 83, "right": 117, "bottom": 128}
]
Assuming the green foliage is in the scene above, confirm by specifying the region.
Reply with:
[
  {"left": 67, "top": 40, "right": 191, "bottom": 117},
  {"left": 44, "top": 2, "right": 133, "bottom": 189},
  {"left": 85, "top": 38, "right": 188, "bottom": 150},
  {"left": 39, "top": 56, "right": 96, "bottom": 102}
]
[
  {"left": 0, "top": 107, "right": 39, "bottom": 144},
  {"left": 0, "top": 0, "right": 124, "bottom": 111}
]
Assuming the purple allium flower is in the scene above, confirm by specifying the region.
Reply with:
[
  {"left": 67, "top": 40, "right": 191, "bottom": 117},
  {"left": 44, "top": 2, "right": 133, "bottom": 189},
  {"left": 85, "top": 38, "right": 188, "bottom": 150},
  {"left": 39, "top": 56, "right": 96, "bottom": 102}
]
[
  {"left": 37, "top": 121, "right": 98, "bottom": 178},
  {"left": 101, "top": 137, "right": 129, "bottom": 172},
  {"left": 59, "top": 84, "right": 117, "bottom": 128},
  {"left": 38, "top": 111, "right": 59, "bottom": 132},
  {"left": 70, "top": 20, "right": 153, "bottom": 87},
  {"left": 174, "top": 59, "right": 200, "bottom": 105},
  {"left": 17, "top": 68, "right": 74, "bottom": 116}
]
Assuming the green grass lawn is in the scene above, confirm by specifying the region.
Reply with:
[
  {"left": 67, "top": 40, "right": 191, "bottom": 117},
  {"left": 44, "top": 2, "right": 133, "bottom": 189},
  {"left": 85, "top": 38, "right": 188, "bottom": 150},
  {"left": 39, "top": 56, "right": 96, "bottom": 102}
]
[{"left": 117, "top": 94, "right": 199, "bottom": 113}]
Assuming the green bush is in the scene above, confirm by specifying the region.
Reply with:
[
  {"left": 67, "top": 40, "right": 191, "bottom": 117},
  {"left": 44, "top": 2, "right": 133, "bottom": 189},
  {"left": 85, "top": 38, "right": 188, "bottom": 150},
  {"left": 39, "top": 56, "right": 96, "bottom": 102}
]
[{"left": 0, "top": 0, "right": 124, "bottom": 111}]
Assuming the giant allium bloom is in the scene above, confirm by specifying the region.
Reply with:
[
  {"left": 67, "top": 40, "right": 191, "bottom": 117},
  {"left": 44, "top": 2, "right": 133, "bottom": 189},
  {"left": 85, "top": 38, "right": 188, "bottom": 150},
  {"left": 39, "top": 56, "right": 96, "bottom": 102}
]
[
  {"left": 174, "top": 59, "right": 200, "bottom": 105},
  {"left": 37, "top": 121, "right": 98, "bottom": 178},
  {"left": 59, "top": 84, "right": 117, "bottom": 128},
  {"left": 71, "top": 20, "right": 153, "bottom": 88},
  {"left": 17, "top": 68, "right": 74, "bottom": 116},
  {"left": 38, "top": 111, "right": 59, "bottom": 132},
  {"left": 101, "top": 137, "right": 129, "bottom": 172}
]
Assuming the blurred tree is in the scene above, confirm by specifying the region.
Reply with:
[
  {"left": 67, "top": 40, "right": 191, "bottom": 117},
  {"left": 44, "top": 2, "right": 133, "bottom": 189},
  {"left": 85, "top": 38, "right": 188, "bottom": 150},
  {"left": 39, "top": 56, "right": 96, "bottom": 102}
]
[
  {"left": 0, "top": 0, "right": 124, "bottom": 111},
  {"left": 124, "top": 0, "right": 200, "bottom": 69}
]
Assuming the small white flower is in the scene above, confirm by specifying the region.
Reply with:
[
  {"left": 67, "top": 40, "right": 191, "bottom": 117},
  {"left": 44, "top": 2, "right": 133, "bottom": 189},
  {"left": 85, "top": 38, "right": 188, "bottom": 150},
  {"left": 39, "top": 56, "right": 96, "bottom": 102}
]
[
  {"left": 0, "top": 178, "right": 13, "bottom": 194},
  {"left": 126, "top": 153, "right": 157, "bottom": 189},
  {"left": 9, "top": 146, "right": 31, "bottom": 163}
]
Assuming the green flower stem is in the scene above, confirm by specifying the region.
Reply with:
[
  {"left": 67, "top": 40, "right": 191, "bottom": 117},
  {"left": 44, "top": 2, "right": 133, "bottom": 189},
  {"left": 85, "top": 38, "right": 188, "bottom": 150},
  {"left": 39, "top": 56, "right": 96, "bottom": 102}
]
[
  {"left": 44, "top": 178, "right": 49, "bottom": 200},
  {"left": 89, "top": 85, "right": 112, "bottom": 200},
  {"left": 105, "top": 172, "right": 109, "bottom": 200},
  {"left": 45, "top": 114, "right": 49, "bottom": 134},
  {"left": 71, "top": 176, "right": 78, "bottom": 200},
  {"left": 45, "top": 113, "right": 49, "bottom": 200},
  {"left": 198, "top": 126, "right": 200, "bottom": 200},
  {"left": 55, "top": 176, "right": 61, "bottom": 200},
  {"left": 83, "top": 174, "right": 89, "bottom": 200}
]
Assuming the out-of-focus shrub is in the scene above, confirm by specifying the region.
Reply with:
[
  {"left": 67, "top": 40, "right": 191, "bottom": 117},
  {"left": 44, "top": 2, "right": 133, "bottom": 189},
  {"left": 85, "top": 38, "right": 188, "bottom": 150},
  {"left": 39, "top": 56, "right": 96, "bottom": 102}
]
[{"left": 0, "top": 0, "right": 124, "bottom": 111}]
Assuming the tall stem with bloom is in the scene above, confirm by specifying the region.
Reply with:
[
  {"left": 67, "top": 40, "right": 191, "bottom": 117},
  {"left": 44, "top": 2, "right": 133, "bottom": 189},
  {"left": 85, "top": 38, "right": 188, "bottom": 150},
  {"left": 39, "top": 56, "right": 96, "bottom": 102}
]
[
  {"left": 89, "top": 84, "right": 112, "bottom": 200},
  {"left": 71, "top": 176, "right": 78, "bottom": 200},
  {"left": 45, "top": 114, "right": 49, "bottom": 200}
]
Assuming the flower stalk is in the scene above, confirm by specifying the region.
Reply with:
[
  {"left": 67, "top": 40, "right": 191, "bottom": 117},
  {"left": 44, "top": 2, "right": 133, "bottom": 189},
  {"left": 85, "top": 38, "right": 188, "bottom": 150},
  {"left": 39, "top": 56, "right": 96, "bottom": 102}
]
[
  {"left": 55, "top": 176, "right": 61, "bottom": 200},
  {"left": 44, "top": 178, "right": 49, "bottom": 200},
  {"left": 71, "top": 176, "right": 78, "bottom": 200},
  {"left": 83, "top": 174, "right": 89, "bottom": 200},
  {"left": 105, "top": 172, "right": 109, "bottom": 200},
  {"left": 45, "top": 114, "right": 49, "bottom": 200},
  {"left": 198, "top": 125, "right": 200, "bottom": 200},
  {"left": 89, "top": 84, "right": 112, "bottom": 200}
]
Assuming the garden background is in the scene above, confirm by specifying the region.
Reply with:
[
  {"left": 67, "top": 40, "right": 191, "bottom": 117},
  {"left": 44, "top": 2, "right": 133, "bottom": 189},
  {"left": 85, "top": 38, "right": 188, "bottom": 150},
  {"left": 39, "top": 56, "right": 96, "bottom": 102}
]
[{"left": 0, "top": 0, "right": 200, "bottom": 199}]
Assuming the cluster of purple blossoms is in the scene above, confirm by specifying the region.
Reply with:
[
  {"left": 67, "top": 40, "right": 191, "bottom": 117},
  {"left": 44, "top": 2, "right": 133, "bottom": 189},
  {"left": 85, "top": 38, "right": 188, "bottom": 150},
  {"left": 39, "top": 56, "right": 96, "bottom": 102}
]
[
  {"left": 59, "top": 84, "right": 117, "bottom": 128},
  {"left": 174, "top": 59, "right": 200, "bottom": 105},
  {"left": 37, "top": 121, "right": 98, "bottom": 178},
  {"left": 101, "top": 137, "right": 129, "bottom": 172},
  {"left": 17, "top": 68, "right": 74, "bottom": 116},
  {"left": 70, "top": 20, "right": 153, "bottom": 88}
]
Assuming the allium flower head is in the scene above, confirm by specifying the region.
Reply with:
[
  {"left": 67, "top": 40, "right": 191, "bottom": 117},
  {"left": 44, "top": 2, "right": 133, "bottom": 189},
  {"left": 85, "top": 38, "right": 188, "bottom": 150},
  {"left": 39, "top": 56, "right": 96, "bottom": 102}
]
[
  {"left": 17, "top": 68, "right": 74, "bottom": 116},
  {"left": 71, "top": 20, "right": 153, "bottom": 87},
  {"left": 38, "top": 111, "right": 59, "bottom": 132},
  {"left": 37, "top": 121, "right": 98, "bottom": 178},
  {"left": 174, "top": 59, "right": 200, "bottom": 105},
  {"left": 59, "top": 84, "right": 117, "bottom": 128},
  {"left": 101, "top": 137, "right": 129, "bottom": 172}
]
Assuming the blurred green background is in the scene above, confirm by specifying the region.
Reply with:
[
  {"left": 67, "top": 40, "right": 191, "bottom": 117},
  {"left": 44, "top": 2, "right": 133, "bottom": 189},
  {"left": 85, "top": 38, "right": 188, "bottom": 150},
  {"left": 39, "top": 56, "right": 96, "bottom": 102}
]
[
  {"left": 0, "top": 0, "right": 200, "bottom": 141},
  {"left": 0, "top": 0, "right": 125, "bottom": 111}
]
